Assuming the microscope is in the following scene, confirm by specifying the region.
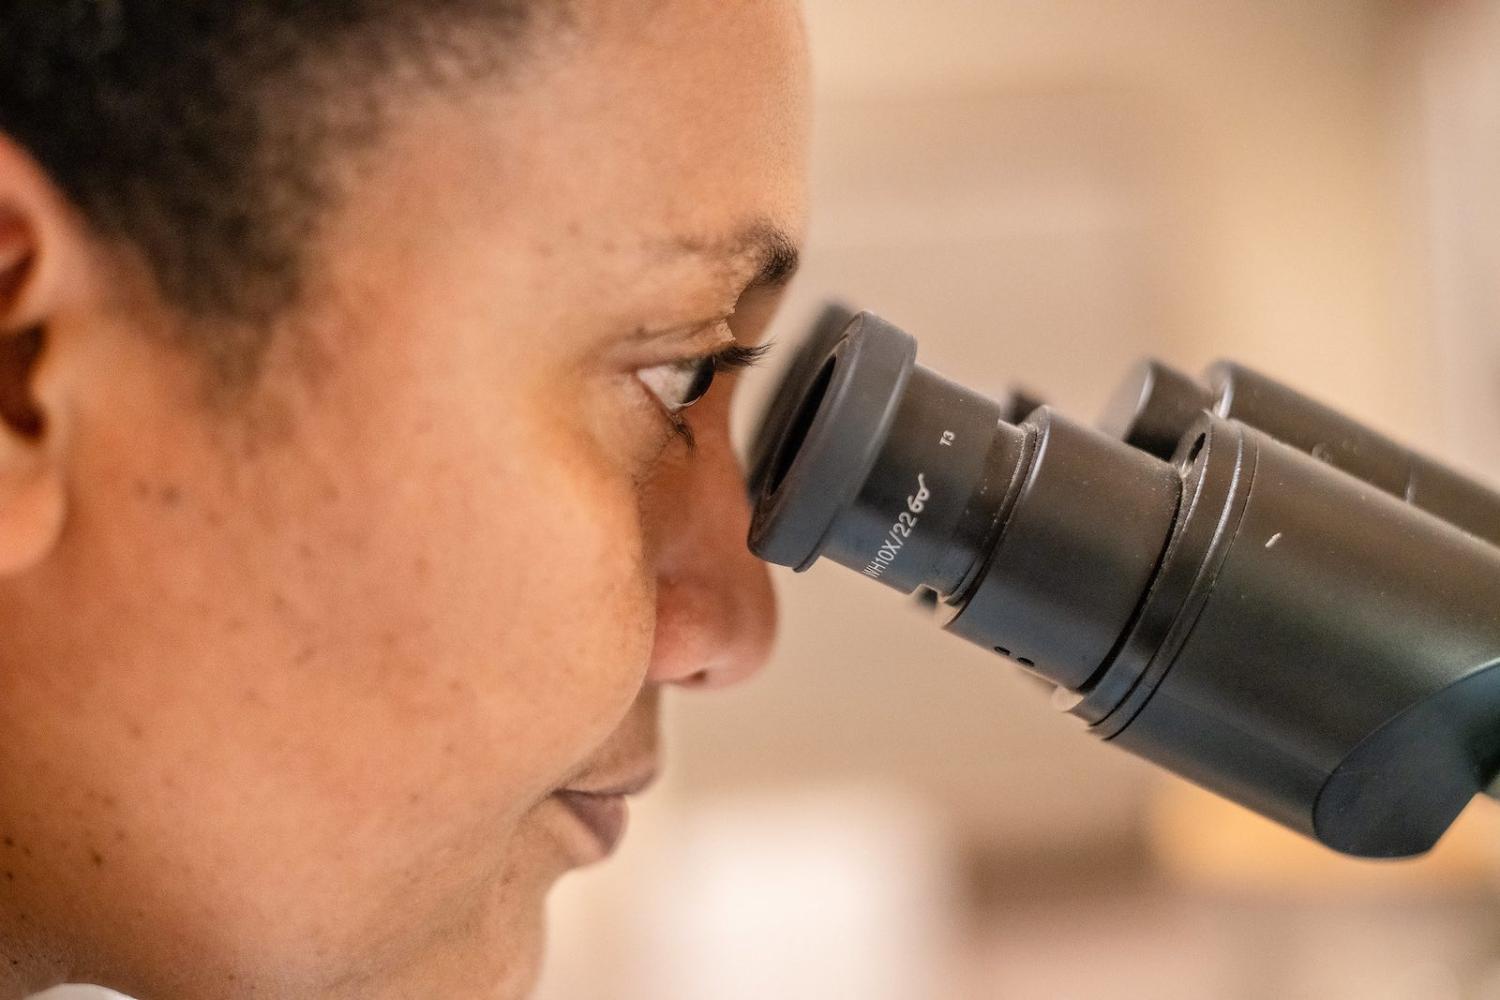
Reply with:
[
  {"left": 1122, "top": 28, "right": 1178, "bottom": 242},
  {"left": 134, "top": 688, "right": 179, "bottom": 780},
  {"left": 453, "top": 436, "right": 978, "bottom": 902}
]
[{"left": 747, "top": 305, "right": 1500, "bottom": 860}]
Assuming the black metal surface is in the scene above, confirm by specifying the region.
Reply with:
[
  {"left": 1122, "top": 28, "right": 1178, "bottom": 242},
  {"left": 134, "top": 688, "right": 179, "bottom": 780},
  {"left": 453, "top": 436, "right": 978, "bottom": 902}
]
[{"left": 747, "top": 306, "right": 1500, "bottom": 859}]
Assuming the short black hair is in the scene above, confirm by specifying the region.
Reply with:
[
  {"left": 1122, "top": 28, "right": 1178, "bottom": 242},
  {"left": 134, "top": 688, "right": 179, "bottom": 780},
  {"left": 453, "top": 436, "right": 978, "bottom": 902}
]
[{"left": 0, "top": 1, "right": 562, "bottom": 372}]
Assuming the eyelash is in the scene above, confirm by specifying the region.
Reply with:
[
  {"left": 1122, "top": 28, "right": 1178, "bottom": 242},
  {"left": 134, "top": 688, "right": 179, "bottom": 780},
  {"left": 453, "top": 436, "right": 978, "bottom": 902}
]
[{"left": 638, "top": 343, "right": 772, "bottom": 450}]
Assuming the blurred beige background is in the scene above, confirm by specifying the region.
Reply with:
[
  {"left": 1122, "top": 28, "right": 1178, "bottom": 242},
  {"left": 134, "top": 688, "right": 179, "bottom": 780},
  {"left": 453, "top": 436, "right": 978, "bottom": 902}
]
[{"left": 534, "top": 2, "right": 1500, "bottom": 999}]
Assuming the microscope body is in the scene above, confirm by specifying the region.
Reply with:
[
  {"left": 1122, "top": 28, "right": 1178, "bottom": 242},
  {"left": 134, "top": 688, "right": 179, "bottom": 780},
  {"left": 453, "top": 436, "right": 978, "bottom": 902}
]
[
  {"left": 1021, "top": 409, "right": 1500, "bottom": 858},
  {"left": 749, "top": 308, "right": 1500, "bottom": 859}
]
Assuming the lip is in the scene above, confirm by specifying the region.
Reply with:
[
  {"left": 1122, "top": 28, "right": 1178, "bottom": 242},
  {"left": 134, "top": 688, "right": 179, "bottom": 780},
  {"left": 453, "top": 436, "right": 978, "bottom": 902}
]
[
  {"left": 554, "top": 790, "right": 631, "bottom": 858},
  {"left": 552, "top": 766, "right": 658, "bottom": 860},
  {"left": 564, "top": 768, "right": 659, "bottom": 799}
]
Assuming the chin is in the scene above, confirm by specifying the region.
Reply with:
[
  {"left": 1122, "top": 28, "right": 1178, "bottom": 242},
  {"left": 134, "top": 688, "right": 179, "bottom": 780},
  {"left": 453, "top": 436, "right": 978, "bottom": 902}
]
[
  {"left": 488, "top": 945, "right": 548, "bottom": 1000},
  {"left": 408, "top": 893, "right": 551, "bottom": 1000},
  {"left": 358, "top": 852, "right": 558, "bottom": 1000},
  {"left": 473, "top": 852, "right": 561, "bottom": 1000}
]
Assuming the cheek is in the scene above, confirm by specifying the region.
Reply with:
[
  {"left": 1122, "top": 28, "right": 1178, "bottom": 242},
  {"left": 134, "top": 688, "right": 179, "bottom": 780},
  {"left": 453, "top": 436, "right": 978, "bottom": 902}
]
[
  {"left": 473, "top": 417, "right": 658, "bottom": 763},
  {"left": 1, "top": 333, "right": 663, "bottom": 979},
  {"left": 301, "top": 394, "right": 657, "bottom": 814},
  {"left": 42, "top": 379, "right": 653, "bottom": 912}
]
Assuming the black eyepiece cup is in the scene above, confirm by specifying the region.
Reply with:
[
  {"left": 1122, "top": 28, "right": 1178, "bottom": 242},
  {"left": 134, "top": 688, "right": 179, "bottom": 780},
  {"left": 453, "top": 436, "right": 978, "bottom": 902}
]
[{"left": 749, "top": 313, "right": 918, "bottom": 571}]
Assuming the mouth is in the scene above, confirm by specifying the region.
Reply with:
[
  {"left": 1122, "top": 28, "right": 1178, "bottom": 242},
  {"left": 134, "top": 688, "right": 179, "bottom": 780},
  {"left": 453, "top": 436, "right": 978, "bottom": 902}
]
[{"left": 551, "top": 767, "right": 658, "bottom": 861}]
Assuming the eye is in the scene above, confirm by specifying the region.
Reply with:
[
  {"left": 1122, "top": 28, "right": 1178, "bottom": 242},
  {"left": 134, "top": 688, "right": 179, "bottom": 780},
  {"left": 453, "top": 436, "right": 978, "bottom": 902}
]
[
  {"left": 632, "top": 342, "right": 773, "bottom": 452},
  {"left": 637, "top": 355, "right": 719, "bottom": 416},
  {"left": 636, "top": 343, "right": 772, "bottom": 414}
]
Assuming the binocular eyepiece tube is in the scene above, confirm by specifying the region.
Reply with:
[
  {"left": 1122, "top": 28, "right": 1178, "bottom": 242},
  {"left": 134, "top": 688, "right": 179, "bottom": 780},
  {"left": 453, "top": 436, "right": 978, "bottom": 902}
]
[{"left": 748, "top": 308, "right": 1500, "bottom": 859}]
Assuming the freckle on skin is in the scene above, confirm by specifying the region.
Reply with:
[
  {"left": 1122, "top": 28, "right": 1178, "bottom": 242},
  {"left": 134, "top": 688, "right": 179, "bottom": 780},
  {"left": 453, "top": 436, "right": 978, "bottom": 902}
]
[
  {"left": 159, "top": 484, "right": 183, "bottom": 506},
  {"left": 3, "top": 835, "right": 12, "bottom": 847},
  {"left": 4, "top": 870, "right": 13, "bottom": 881},
  {"left": 126, "top": 721, "right": 145, "bottom": 740},
  {"left": 90, "top": 850, "right": 104, "bottom": 867},
  {"left": 294, "top": 645, "right": 318, "bottom": 666}
]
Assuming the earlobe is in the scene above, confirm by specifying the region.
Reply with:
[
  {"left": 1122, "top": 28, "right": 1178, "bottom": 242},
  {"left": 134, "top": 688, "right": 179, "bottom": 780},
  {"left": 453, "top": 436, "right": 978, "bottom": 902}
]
[
  {"left": 0, "top": 304, "right": 65, "bottom": 580},
  {"left": 0, "top": 432, "right": 64, "bottom": 576},
  {"left": 0, "top": 325, "right": 64, "bottom": 578},
  {"left": 0, "top": 141, "right": 73, "bottom": 576}
]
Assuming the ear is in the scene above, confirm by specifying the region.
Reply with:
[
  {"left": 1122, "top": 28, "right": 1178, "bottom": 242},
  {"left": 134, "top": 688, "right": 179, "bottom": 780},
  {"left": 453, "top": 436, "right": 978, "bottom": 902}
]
[{"left": 0, "top": 135, "right": 74, "bottom": 576}]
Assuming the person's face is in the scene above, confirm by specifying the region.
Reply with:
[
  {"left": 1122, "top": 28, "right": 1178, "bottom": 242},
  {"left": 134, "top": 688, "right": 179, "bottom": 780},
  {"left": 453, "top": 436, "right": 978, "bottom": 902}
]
[{"left": 0, "top": 2, "right": 808, "bottom": 997}]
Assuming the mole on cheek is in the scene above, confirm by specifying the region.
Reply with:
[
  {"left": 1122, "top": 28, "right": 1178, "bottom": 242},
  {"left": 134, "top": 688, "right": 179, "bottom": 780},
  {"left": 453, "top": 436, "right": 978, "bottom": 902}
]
[{"left": 131, "top": 480, "right": 185, "bottom": 507}]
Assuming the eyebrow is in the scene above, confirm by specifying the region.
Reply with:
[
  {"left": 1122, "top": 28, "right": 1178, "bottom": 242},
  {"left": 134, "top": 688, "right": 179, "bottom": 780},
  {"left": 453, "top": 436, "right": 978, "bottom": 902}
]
[{"left": 664, "top": 221, "right": 803, "bottom": 294}]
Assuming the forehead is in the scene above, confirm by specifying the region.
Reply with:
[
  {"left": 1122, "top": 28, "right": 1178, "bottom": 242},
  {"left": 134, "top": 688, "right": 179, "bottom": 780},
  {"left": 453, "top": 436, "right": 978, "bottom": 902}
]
[
  {"left": 495, "top": 0, "right": 810, "bottom": 299},
  {"left": 309, "top": 0, "right": 809, "bottom": 347}
]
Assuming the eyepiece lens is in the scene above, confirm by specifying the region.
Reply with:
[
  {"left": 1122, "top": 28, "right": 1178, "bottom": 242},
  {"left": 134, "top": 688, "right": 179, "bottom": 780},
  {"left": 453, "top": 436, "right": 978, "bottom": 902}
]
[{"left": 765, "top": 357, "right": 837, "bottom": 499}]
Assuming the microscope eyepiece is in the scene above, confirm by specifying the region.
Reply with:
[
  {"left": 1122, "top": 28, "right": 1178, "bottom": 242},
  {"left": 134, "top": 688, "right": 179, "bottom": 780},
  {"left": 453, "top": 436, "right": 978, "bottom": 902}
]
[
  {"left": 751, "top": 313, "right": 919, "bottom": 571},
  {"left": 751, "top": 311, "right": 1027, "bottom": 599},
  {"left": 748, "top": 306, "right": 1500, "bottom": 860}
]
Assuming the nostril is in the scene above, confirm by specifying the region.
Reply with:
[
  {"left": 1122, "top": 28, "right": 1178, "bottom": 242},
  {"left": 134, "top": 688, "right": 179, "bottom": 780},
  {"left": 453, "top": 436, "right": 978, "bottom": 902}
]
[{"left": 647, "top": 555, "right": 777, "bottom": 689}]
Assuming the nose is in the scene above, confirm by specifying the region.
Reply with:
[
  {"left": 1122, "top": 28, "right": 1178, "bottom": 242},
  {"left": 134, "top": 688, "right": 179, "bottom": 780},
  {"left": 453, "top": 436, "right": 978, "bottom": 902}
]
[{"left": 645, "top": 396, "right": 778, "bottom": 690}]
